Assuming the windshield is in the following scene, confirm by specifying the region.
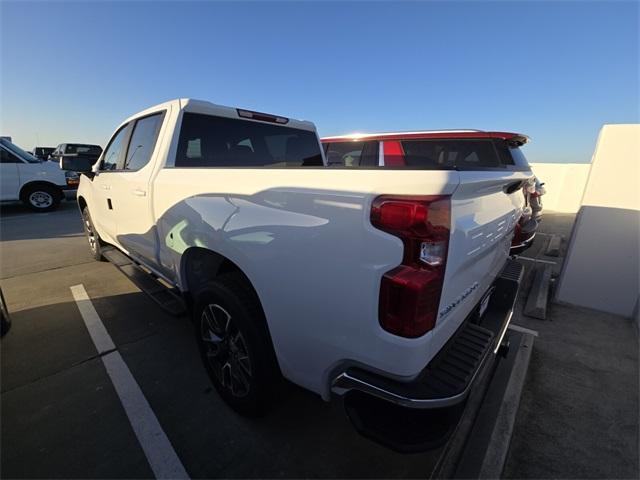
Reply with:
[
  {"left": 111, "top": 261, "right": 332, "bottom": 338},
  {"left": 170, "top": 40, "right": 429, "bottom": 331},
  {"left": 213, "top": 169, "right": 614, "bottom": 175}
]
[
  {"left": 0, "top": 139, "right": 41, "bottom": 163},
  {"left": 34, "top": 147, "right": 55, "bottom": 159},
  {"left": 509, "top": 146, "right": 531, "bottom": 169},
  {"left": 66, "top": 144, "right": 102, "bottom": 155}
]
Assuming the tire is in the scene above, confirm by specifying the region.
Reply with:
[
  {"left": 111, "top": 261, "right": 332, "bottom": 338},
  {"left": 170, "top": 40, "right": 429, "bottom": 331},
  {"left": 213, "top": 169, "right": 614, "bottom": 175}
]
[
  {"left": 193, "top": 273, "right": 280, "bottom": 416},
  {"left": 22, "top": 184, "right": 61, "bottom": 212},
  {"left": 0, "top": 287, "right": 11, "bottom": 337},
  {"left": 81, "top": 207, "right": 106, "bottom": 261}
]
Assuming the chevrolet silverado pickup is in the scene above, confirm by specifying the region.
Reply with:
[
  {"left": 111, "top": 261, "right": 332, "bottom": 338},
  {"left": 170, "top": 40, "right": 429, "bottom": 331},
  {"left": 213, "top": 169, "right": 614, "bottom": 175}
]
[{"left": 63, "top": 99, "right": 530, "bottom": 450}]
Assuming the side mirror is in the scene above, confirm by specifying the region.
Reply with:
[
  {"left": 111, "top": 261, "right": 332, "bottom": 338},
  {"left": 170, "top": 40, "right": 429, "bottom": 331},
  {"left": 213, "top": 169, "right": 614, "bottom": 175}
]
[{"left": 60, "top": 155, "right": 94, "bottom": 173}]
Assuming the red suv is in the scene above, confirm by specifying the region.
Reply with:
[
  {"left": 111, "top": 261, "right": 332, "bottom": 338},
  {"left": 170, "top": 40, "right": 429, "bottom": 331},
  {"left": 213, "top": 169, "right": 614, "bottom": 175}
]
[{"left": 321, "top": 130, "right": 537, "bottom": 254}]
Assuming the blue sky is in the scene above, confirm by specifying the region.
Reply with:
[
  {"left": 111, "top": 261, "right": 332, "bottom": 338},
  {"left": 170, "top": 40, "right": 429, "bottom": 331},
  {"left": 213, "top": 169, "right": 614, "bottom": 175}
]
[{"left": 1, "top": 0, "right": 638, "bottom": 163}]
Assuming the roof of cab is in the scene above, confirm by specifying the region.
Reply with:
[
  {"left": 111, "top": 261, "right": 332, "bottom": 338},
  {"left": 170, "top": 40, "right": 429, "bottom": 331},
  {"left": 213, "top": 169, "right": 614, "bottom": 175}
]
[
  {"left": 321, "top": 130, "right": 529, "bottom": 144},
  {"left": 121, "top": 98, "right": 317, "bottom": 132}
]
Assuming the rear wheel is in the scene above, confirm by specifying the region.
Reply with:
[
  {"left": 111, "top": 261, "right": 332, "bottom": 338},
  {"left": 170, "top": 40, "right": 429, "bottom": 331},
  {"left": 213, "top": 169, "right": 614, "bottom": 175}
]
[
  {"left": 193, "top": 273, "right": 280, "bottom": 416},
  {"left": 22, "top": 184, "right": 61, "bottom": 212},
  {"left": 82, "top": 207, "right": 106, "bottom": 261},
  {"left": 1, "top": 287, "right": 11, "bottom": 337}
]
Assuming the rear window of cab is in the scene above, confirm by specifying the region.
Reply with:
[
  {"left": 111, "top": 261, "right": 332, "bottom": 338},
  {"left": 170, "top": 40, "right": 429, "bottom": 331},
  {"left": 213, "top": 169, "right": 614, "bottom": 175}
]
[{"left": 175, "top": 112, "right": 323, "bottom": 168}]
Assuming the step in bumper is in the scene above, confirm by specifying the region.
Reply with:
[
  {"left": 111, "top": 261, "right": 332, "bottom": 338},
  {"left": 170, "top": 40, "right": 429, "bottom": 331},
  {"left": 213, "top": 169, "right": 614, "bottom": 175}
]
[{"left": 331, "top": 259, "right": 524, "bottom": 410}]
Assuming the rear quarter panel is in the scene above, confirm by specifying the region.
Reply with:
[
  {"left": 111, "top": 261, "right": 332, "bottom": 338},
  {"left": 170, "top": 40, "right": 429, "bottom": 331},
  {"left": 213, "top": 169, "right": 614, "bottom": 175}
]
[{"left": 151, "top": 168, "right": 460, "bottom": 397}]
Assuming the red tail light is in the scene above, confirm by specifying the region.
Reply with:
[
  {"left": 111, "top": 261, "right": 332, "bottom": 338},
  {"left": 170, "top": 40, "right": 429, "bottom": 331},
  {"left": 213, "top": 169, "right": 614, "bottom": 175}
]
[
  {"left": 512, "top": 221, "right": 523, "bottom": 246},
  {"left": 512, "top": 216, "right": 536, "bottom": 249},
  {"left": 371, "top": 195, "right": 451, "bottom": 338}
]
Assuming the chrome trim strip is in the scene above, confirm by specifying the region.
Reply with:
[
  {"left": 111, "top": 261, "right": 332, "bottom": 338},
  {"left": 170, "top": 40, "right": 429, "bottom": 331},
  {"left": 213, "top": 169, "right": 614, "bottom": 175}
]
[
  {"left": 510, "top": 232, "right": 536, "bottom": 250},
  {"left": 493, "top": 309, "right": 514, "bottom": 354}
]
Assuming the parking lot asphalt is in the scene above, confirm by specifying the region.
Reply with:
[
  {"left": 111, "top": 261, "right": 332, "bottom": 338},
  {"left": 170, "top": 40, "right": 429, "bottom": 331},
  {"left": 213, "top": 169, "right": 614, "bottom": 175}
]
[
  {"left": 503, "top": 212, "right": 639, "bottom": 479},
  {"left": 4, "top": 204, "right": 637, "bottom": 479},
  {"left": 1, "top": 201, "right": 444, "bottom": 478}
]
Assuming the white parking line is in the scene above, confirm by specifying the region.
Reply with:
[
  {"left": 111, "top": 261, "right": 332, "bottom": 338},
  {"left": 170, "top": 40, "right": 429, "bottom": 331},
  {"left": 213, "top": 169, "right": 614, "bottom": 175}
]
[
  {"left": 70, "top": 284, "right": 189, "bottom": 480},
  {"left": 70, "top": 285, "right": 115, "bottom": 354}
]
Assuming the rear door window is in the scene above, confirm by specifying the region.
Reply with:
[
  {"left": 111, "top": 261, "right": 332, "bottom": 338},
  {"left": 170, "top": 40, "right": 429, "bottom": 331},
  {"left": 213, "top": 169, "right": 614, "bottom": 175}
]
[{"left": 175, "top": 113, "right": 323, "bottom": 168}]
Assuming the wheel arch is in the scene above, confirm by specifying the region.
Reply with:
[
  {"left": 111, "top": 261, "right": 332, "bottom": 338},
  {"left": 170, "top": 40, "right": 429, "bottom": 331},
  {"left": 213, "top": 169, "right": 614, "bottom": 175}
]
[
  {"left": 77, "top": 195, "right": 88, "bottom": 212},
  {"left": 180, "top": 247, "right": 263, "bottom": 307},
  {"left": 181, "top": 247, "right": 281, "bottom": 372},
  {"left": 19, "top": 181, "right": 64, "bottom": 201}
]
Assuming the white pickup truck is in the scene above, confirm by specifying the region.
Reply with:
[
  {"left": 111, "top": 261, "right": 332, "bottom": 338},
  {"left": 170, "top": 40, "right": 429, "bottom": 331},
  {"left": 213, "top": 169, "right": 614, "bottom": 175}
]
[{"left": 63, "top": 99, "right": 530, "bottom": 450}]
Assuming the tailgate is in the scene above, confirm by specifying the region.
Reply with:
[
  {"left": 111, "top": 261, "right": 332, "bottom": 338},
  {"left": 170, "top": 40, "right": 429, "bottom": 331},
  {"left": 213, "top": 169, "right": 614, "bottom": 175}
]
[
  {"left": 432, "top": 170, "right": 530, "bottom": 350},
  {"left": 393, "top": 136, "right": 533, "bottom": 350}
]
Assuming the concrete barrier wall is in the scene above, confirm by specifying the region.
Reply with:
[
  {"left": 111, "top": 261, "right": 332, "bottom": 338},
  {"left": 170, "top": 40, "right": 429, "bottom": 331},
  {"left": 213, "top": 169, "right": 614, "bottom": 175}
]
[
  {"left": 556, "top": 124, "right": 640, "bottom": 318},
  {"left": 529, "top": 163, "right": 591, "bottom": 213}
]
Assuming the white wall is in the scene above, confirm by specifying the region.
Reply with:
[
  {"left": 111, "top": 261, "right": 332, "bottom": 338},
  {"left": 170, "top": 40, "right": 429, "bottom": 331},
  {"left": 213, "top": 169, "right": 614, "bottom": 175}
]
[
  {"left": 529, "top": 163, "right": 591, "bottom": 213},
  {"left": 556, "top": 124, "right": 640, "bottom": 318}
]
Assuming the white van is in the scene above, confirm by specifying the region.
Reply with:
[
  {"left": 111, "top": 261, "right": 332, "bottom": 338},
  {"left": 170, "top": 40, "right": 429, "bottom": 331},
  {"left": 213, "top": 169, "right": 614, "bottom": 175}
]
[{"left": 0, "top": 138, "right": 78, "bottom": 211}]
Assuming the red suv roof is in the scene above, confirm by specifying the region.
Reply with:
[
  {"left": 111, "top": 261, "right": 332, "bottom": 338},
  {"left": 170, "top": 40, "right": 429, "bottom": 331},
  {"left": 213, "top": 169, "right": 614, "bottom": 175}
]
[{"left": 321, "top": 130, "right": 529, "bottom": 144}]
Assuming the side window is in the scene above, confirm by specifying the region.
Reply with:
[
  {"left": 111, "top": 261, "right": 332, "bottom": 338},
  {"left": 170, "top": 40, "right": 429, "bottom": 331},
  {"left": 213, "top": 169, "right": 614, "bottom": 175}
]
[
  {"left": 100, "top": 125, "right": 129, "bottom": 171},
  {"left": 0, "top": 148, "right": 21, "bottom": 163},
  {"left": 124, "top": 112, "right": 165, "bottom": 171},
  {"left": 493, "top": 139, "right": 518, "bottom": 167},
  {"left": 401, "top": 139, "right": 503, "bottom": 169}
]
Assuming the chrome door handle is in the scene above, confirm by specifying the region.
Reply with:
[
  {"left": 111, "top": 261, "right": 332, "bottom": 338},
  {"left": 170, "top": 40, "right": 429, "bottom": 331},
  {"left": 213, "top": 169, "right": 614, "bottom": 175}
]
[
  {"left": 132, "top": 189, "right": 147, "bottom": 197},
  {"left": 101, "top": 184, "right": 111, "bottom": 190}
]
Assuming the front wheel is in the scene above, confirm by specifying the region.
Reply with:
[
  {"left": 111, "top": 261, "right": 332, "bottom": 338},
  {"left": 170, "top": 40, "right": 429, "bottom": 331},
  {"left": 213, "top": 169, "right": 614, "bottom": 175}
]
[
  {"left": 193, "top": 273, "right": 280, "bottom": 416},
  {"left": 22, "top": 185, "right": 61, "bottom": 212},
  {"left": 82, "top": 207, "right": 106, "bottom": 261}
]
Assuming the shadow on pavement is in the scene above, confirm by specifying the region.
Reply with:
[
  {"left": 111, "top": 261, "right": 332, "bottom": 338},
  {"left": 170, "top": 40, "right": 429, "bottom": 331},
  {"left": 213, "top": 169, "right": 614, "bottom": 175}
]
[
  {"left": 0, "top": 202, "right": 83, "bottom": 243},
  {"left": 1, "top": 291, "right": 442, "bottom": 478}
]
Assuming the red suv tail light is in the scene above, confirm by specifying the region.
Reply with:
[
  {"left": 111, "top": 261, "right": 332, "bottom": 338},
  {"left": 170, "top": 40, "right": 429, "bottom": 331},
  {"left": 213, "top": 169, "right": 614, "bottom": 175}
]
[{"left": 371, "top": 195, "right": 451, "bottom": 338}]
